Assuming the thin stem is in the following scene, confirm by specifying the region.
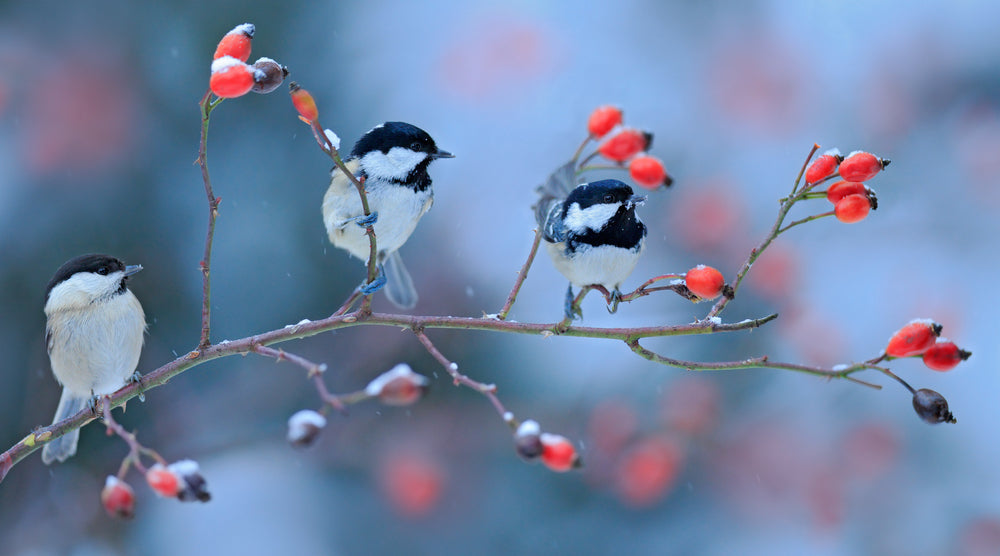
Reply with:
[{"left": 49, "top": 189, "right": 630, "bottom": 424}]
[
  {"left": 570, "top": 135, "right": 592, "bottom": 164},
  {"left": 252, "top": 345, "right": 347, "bottom": 413},
  {"left": 777, "top": 211, "right": 834, "bottom": 235},
  {"left": 789, "top": 143, "right": 820, "bottom": 198},
  {"left": 497, "top": 229, "right": 542, "bottom": 320},
  {"left": 706, "top": 144, "right": 821, "bottom": 319},
  {"left": 413, "top": 329, "right": 508, "bottom": 418},
  {"left": 102, "top": 396, "right": 165, "bottom": 474},
  {"left": 626, "top": 339, "right": 883, "bottom": 389},
  {"left": 306, "top": 119, "right": 380, "bottom": 304},
  {"left": 576, "top": 163, "right": 625, "bottom": 174},
  {"left": 197, "top": 90, "right": 222, "bottom": 349}
]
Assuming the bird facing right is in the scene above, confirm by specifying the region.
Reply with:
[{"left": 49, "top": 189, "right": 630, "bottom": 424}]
[{"left": 535, "top": 178, "right": 647, "bottom": 316}]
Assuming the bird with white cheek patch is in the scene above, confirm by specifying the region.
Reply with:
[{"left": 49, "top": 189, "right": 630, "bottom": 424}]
[
  {"left": 535, "top": 178, "right": 647, "bottom": 317},
  {"left": 41, "top": 254, "right": 146, "bottom": 464},
  {"left": 322, "top": 122, "right": 453, "bottom": 309}
]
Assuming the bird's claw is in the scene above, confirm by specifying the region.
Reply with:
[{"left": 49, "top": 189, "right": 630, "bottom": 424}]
[
  {"left": 354, "top": 212, "right": 378, "bottom": 227},
  {"left": 360, "top": 267, "right": 387, "bottom": 295}
]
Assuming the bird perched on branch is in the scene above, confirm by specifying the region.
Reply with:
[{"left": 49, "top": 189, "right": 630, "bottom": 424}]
[
  {"left": 535, "top": 174, "right": 647, "bottom": 318},
  {"left": 322, "top": 122, "right": 453, "bottom": 309},
  {"left": 42, "top": 253, "right": 146, "bottom": 464}
]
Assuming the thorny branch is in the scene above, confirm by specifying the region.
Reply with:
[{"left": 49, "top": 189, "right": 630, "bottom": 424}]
[{"left": 0, "top": 107, "right": 906, "bottom": 484}]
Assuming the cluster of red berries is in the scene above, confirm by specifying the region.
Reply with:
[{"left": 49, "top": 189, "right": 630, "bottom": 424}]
[
  {"left": 100, "top": 459, "right": 211, "bottom": 519},
  {"left": 883, "top": 319, "right": 971, "bottom": 425},
  {"left": 208, "top": 23, "right": 288, "bottom": 98},
  {"left": 513, "top": 419, "right": 581, "bottom": 472},
  {"left": 886, "top": 319, "right": 972, "bottom": 372},
  {"left": 804, "top": 149, "right": 888, "bottom": 223},
  {"left": 586, "top": 105, "right": 672, "bottom": 190}
]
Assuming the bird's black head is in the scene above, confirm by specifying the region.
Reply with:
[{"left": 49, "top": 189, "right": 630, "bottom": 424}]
[
  {"left": 351, "top": 122, "right": 452, "bottom": 160},
  {"left": 561, "top": 180, "right": 647, "bottom": 250},
  {"left": 46, "top": 254, "right": 132, "bottom": 299},
  {"left": 563, "top": 179, "right": 638, "bottom": 212}
]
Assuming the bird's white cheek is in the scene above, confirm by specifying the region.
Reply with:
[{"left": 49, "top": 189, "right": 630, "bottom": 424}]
[
  {"left": 563, "top": 203, "right": 620, "bottom": 233},
  {"left": 360, "top": 148, "right": 428, "bottom": 180}
]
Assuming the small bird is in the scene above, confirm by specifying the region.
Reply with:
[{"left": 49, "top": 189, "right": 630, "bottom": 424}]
[
  {"left": 42, "top": 254, "right": 146, "bottom": 464},
  {"left": 322, "top": 122, "right": 453, "bottom": 309},
  {"left": 535, "top": 178, "right": 647, "bottom": 317}
]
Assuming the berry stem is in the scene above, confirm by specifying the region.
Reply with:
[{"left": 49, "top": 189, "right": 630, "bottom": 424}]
[
  {"left": 305, "top": 118, "right": 381, "bottom": 301},
  {"left": 789, "top": 143, "right": 821, "bottom": 198},
  {"left": 413, "top": 329, "right": 508, "bottom": 419},
  {"left": 570, "top": 135, "right": 592, "bottom": 164},
  {"left": 251, "top": 345, "right": 354, "bottom": 413},
  {"left": 196, "top": 89, "right": 223, "bottom": 350},
  {"left": 101, "top": 396, "right": 166, "bottom": 475},
  {"left": 706, "top": 143, "right": 821, "bottom": 320},
  {"left": 626, "top": 339, "right": 884, "bottom": 388},
  {"left": 777, "top": 211, "right": 835, "bottom": 235}
]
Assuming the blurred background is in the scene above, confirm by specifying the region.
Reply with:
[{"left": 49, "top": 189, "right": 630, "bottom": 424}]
[{"left": 1, "top": 0, "right": 999, "bottom": 554}]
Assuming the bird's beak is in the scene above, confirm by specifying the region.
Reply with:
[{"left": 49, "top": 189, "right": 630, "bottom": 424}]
[
  {"left": 432, "top": 148, "right": 455, "bottom": 159},
  {"left": 628, "top": 194, "right": 647, "bottom": 207},
  {"left": 123, "top": 264, "right": 143, "bottom": 277}
]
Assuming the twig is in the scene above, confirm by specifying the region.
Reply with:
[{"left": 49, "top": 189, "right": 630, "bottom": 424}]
[
  {"left": 413, "top": 329, "right": 508, "bottom": 418},
  {"left": 102, "top": 396, "right": 166, "bottom": 476},
  {"left": 252, "top": 345, "right": 350, "bottom": 413},
  {"left": 196, "top": 90, "right": 224, "bottom": 349},
  {"left": 497, "top": 229, "right": 542, "bottom": 320},
  {"left": 625, "top": 339, "right": 883, "bottom": 389},
  {"left": 706, "top": 144, "right": 820, "bottom": 319}
]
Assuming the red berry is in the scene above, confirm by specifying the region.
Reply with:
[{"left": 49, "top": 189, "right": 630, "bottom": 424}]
[
  {"left": 365, "top": 363, "right": 430, "bottom": 406},
  {"left": 213, "top": 23, "right": 255, "bottom": 62},
  {"left": 685, "top": 265, "right": 726, "bottom": 300},
  {"left": 615, "top": 436, "right": 683, "bottom": 508},
  {"left": 100, "top": 476, "right": 136, "bottom": 519},
  {"left": 886, "top": 319, "right": 942, "bottom": 357},
  {"left": 598, "top": 128, "right": 652, "bottom": 162},
  {"left": 805, "top": 150, "right": 842, "bottom": 184},
  {"left": 540, "top": 433, "right": 580, "bottom": 472},
  {"left": 838, "top": 151, "right": 889, "bottom": 182},
  {"left": 825, "top": 180, "right": 867, "bottom": 204},
  {"left": 289, "top": 81, "right": 319, "bottom": 122},
  {"left": 587, "top": 105, "right": 623, "bottom": 138},
  {"left": 145, "top": 464, "right": 180, "bottom": 498},
  {"left": 210, "top": 57, "right": 255, "bottom": 98},
  {"left": 922, "top": 341, "right": 971, "bottom": 372},
  {"left": 379, "top": 452, "right": 443, "bottom": 517},
  {"left": 834, "top": 193, "right": 872, "bottom": 223},
  {"left": 250, "top": 57, "right": 288, "bottom": 94},
  {"left": 629, "top": 154, "right": 673, "bottom": 189}
]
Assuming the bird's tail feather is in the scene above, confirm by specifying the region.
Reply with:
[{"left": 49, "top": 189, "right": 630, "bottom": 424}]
[
  {"left": 384, "top": 251, "right": 418, "bottom": 309},
  {"left": 41, "top": 389, "right": 88, "bottom": 465}
]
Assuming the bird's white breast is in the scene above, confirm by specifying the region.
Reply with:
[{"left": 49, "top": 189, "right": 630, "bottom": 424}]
[
  {"left": 46, "top": 290, "right": 145, "bottom": 396},
  {"left": 545, "top": 241, "right": 645, "bottom": 290},
  {"left": 323, "top": 172, "right": 432, "bottom": 261}
]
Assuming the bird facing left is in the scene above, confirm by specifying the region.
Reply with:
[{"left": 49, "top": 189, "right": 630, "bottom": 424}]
[
  {"left": 322, "top": 122, "right": 453, "bottom": 309},
  {"left": 42, "top": 253, "right": 146, "bottom": 464}
]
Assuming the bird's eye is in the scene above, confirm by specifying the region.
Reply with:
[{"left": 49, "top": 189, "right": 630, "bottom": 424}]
[
  {"left": 603, "top": 194, "right": 614, "bottom": 203},
  {"left": 97, "top": 266, "right": 109, "bottom": 275},
  {"left": 410, "top": 141, "right": 423, "bottom": 152}
]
